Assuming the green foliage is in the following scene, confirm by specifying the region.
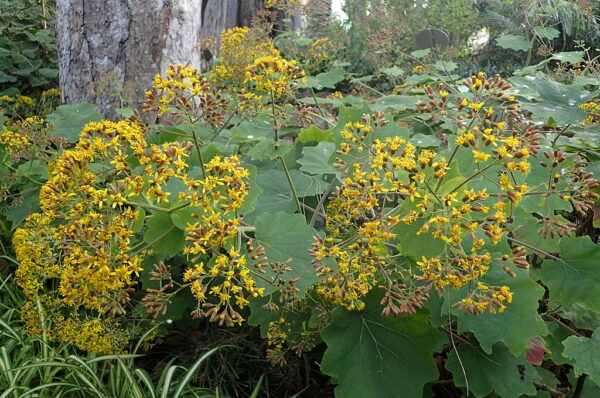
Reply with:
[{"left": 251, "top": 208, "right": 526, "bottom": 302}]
[
  {"left": 321, "top": 293, "right": 442, "bottom": 398},
  {"left": 0, "top": 0, "right": 57, "bottom": 95},
  {"left": 449, "top": 266, "right": 548, "bottom": 356},
  {"left": 540, "top": 237, "right": 600, "bottom": 312},
  {"left": 446, "top": 343, "right": 537, "bottom": 398},
  {"left": 46, "top": 103, "right": 104, "bottom": 142},
  {"left": 563, "top": 328, "right": 600, "bottom": 386},
  {"left": 2, "top": 9, "right": 600, "bottom": 398}
]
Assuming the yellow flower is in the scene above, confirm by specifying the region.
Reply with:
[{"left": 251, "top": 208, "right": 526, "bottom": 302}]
[{"left": 472, "top": 150, "right": 491, "bottom": 162}]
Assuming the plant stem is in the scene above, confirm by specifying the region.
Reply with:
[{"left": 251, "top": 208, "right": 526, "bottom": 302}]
[
  {"left": 191, "top": 128, "right": 207, "bottom": 179},
  {"left": 124, "top": 201, "right": 190, "bottom": 214},
  {"left": 506, "top": 236, "right": 561, "bottom": 261},
  {"left": 271, "top": 91, "right": 280, "bottom": 145},
  {"left": 129, "top": 225, "right": 177, "bottom": 255},
  {"left": 310, "top": 87, "right": 326, "bottom": 118},
  {"left": 280, "top": 157, "right": 302, "bottom": 214},
  {"left": 308, "top": 111, "right": 335, "bottom": 127},
  {"left": 309, "top": 177, "right": 337, "bottom": 227}
]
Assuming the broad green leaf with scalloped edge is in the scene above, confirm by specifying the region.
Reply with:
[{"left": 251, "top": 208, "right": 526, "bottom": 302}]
[
  {"left": 302, "top": 68, "right": 345, "bottom": 89},
  {"left": 563, "top": 328, "right": 600, "bottom": 386},
  {"left": 254, "top": 212, "right": 318, "bottom": 293},
  {"left": 540, "top": 237, "right": 600, "bottom": 312},
  {"left": 372, "top": 95, "right": 421, "bottom": 111},
  {"left": 298, "top": 142, "right": 336, "bottom": 176},
  {"left": 244, "top": 169, "right": 328, "bottom": 221},
  {"left": 321, "top": 292, "right": 442, "bottom": 398},
  {"left": 298, "top": 124, "right": 333, "bottom": 144},
  {"left": 380, "top": 67, "right": 404, "bottom": 77},
  {"left": 247, "top": 139, "right": 292, "bottom": 161},
  {"left": 47, "top": 104, "right": 103, "bottom": 143},
  {"left": 143, "top": 213, "right": 185, "bottom": 258},
  {"left": 534, "top": 26, "right": 560, "bottom": 40},
  {"left": 446, "top": 343, "right": 537, "bottom": 398},
  {"left": 411, "top": 48, "right": 431, "bottom": 58},
  {"left": 448, "top": 265, "right": 547, "bottom": 356},
  {"left": 552, "top": 51, "right": 585, "bottom": 64},
  {"left": 496, "top": 34, "right": 533, "bottom": 51}
]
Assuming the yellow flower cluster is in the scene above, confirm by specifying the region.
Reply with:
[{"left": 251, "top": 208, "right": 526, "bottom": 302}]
[
  {"left": 144, "top": 63, "right": 229, "bottom": 125},
  {"left": 580, "top": 101, "right": 599, "bottom": 125},
  {"left": 13, "top": 113, "right": 264, "bottom": 350},
  {"left": 180, "top": 155, "right": 269, "bottom": 326},
  {"left": 244, "top": 55, "right": 306, "bottom": 99},
  {"left": 210, "top": 27, "right": 280, "bottom": 90},
  {"left": 0, "top": 129, "right": 31, "bottom": 154},
  {"left": 15, "top": 95, "right": 34, "bottom": 109},
  {"left": 311, "top": 75, "right": 556, "bottom": 315},
  {"left": 308, "top": 38, "right": 334, "bottom": 66},
  {"left": 13, "top": 120, "right": 155, "bottom": 353}
]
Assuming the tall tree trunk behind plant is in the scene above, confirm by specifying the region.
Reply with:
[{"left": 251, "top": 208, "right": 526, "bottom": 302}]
[
  {"left": 56, "top": 0, "right": 203, "bottom": 119},
  {"left": 305, "top": 0, "right": 332, "bottom": 37}
]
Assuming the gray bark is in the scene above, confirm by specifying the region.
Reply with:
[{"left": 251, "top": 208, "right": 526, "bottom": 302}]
[
  {"left": 200, "top": 0, "right": 238, "bottom": 48},
  {"left": 56, "top": 0, "right": 202, "bottom": 119},
  {"left": 237, "top": 0, "right": 264, "bottom": 28},
  {"left": 305, "top": 0, "right": 332, "bottom": 37}
]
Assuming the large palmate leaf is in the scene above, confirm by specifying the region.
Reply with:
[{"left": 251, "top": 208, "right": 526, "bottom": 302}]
[
  {"left": 47, "top": 103, "right": 103, "bottom": 143},
  {"left": 521, "top": 79, "right": 593, "bottom": 125},
  {"left": 448, "top": 266, "right": 547, "bottom": 356},
  {"left": 495, "top": 34, "right": 533, "bottom": 51},
  {"left": 562, "top": 328, "right": 600, "bottom": 386},
  {"left": 321, "top": 293, "right": 442, "bottom": 398},
  {"left": 446, "top": 343, "right": 537, "bottom": 398},
  {"left": 534, "top": 26, "right": 560, "bottom": 40},
  {"left": 302, "top": 68, "right": 345, "bottom": 89},
  {"left": 254, "top": 212, "right": 318, "bottom": 293},
  {"left": 143, "top": 213, "right": 185, "bottom": 258},
  {"left": 371, "top": 95, "right": 421, "bottom": 111},
  {"left": 245, "top": 169, "right": 328, "bottom": 221},
  {"left": 540, "top": 237, "right": 600, "bottom": 312},
  {"left": 247, "top": 139, "right": 293, "bottom": 161},
  {"left": 298, "top": 142, "right": 336, "bottom": 176},
  {"left": 298, "top": 124, "right": 333, "bottom": 144}
]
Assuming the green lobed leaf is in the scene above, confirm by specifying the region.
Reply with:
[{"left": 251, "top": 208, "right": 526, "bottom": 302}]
[
  {"left": 372, "top": 95, "right": 421, "bottom": 111},
  {"left": 380, "top": 67, "right": 404, "bottom": 77},
  {"left": 254, "top": 212, "right": 318, "bottom": 293},
  {"left": 533, "top": 26, "right": 560, "bottom": 40},
  {"left": 244, "top": 169, "right": 328, "bottom": 221},
  {"left": 495, "top": 34, "right": 533, "bottom": 52},
  {"left": 298, "top": 124, "right": 333, "bottom": 144},
  {"left": 298, "top": 142, "right": 336, "bottom": 176},
  {"left": 449, "top": 265, "right": 548, "bottom": 356},
  {"left": 143, "top": 213, "right": 185, "bottom": 258},
  {"left": 411, "top": 48, "right": 431, "bottom": 58},
  {"left": 446, "top": 343, "right": 537, "bottom": 398},
  {"left": 563, "top": 328, "right": 600, "bottom": 386},
  {"left": 551, "top": 51, "right": 585, "bottom": 64},
  {"left": 540, "top": 237, "right": 600, "bottom": 312},
  {"left": 302, "top": 68, "right": 345, "bottom": 89},
  {"left": 46, "top": 104, "right": 104, "bottom": 143},
  {"left": 320, "top": 293, "right": 442, "bottom": 398},
  {"left": 247, "top": 139, "right": 292, "bottom": 161}
]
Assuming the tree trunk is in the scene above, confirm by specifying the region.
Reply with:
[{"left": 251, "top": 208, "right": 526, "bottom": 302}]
[
  {"left": 200, "top": 0, "right": 238, "bottom": 53},
  {"left": 238, "top": 0, "right": 265, "bottom": 28},
  {"left": 56, "top": 0, "right": 203, "bottom": 119},
  {"left": 305, "top": 0, "right": 332, "bottom": 37}
]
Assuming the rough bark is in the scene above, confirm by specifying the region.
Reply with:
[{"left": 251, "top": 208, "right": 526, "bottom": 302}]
[
  {"left": 305, "top": 0, "right": 332, "bottom": 37},
  {"left": 56, "top": 0, "right": 202, "bottom": 119},
  {"left": 200, "top": 0, "right": 238, "bottom": 50},
  {"left": 237, "top": 0, "right": 265, "bottom": 28}
]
